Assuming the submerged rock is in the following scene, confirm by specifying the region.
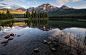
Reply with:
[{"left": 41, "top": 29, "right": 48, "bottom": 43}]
[
  {"left": 53, "top": 42, "right": 60, "bottom": 47},
  {"left": 1, "top": 40, "right": 8, "bottom": 44},
  {"left": 44, "top": 40, "right": 47, "bottom": 44},
  {"left": 8, "top": 38, "right": 13, "bottom": 40},
  {"left": 4, "top": 35, "right": 10, "bottom": 39},
  {"left": 50, "top": 48, "right": 57, "bottom": 52},
  {"left": 34, "top": 48, "right": 39, "bottom": 52},
  {"left": 77, "top": 49, "right": 82, "bottom": 55},
  {"left": 48, "top": 41, "right": 51, "bottom": 44},
  {"left": 10, "top": 33, "right": 14, "bottom": 36},
  {"left": 3, "top": 43, "right": 7, "bottom": 46},
  {"left": 17, "top": 35, "right": 20, "bottom": 37}
]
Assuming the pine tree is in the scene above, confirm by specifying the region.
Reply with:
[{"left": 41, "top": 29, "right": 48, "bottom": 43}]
[
  {"left": 0, "top": 9, "right": 14, "bottom": 20},
  {"left": 44, "top": 13, "right": 48, "bottom": 18},
  {"left": 26, "top": 9, "right": 29, "bottom": 18},
  {"left": 38, "top": 10, "right": 40, "bottom": 18},
  {"left": 32, "top": 8, "right": 34, "bottom": 18},
  {"left": 6, "top": 9, "right": 10, "bottom": 15},
  {"left": 6, "top": 9, "right": 13, "bottom": 19},
  {"left": 34, "top": 11, "right": 37, "bottom": 18},
  {"left": 43, "top": 13, "right": 45, "bottom": 18},
  {"left": 24, "top": 13, "right": 26, "bottom": 18},
  {"left": 28, "top": 12, "right": 30, "bottom": 17}
]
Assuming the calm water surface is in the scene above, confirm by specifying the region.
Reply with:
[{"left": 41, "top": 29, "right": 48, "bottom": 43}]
[{"left": 0, "top": 19, "right": 86, "bottom": 55}]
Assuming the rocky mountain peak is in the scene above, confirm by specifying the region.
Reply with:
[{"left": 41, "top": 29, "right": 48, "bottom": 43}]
[
  {"left": 27, "top": 4, "right": 73, "bottom": 13},
  {"left": 60, "top": 5, "right": 69, "bottom": 9},
  {"left": 16, "top": 7, "right": 26, "bottom": 11}
]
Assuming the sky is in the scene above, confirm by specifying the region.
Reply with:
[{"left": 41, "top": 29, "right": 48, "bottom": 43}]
[{"left": 0, "top": 0, "right": 86, "bottom": 9}]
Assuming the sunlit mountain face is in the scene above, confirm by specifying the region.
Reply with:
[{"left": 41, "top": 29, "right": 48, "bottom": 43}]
[{"left": 26, "top": 3, "right": 74, "bottom": 13}]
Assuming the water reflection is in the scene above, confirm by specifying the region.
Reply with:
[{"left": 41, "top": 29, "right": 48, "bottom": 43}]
[
  {"left": 0, "top": 21, "right": 14, "bottom": 28},
  {"left": 25, "top": 20, "right": 55, "bottom": 31},
  {"left": 49, "top": 28, "right": 86, "bottom": 54},
  {"left": 0, "top": 19, "right": 86, "bottom": 55},
  {"left": 25, "top": 19, "right": 48, "bottom": 28}
]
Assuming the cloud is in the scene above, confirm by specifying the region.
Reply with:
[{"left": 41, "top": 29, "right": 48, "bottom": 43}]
[
  {"left": 0, "top": 3, "right": 23, "bottom": 9},
  {"left": 55, "top": 0, "right": 82, "bottom": 6},
  {"left": 28, "top": 1, "right": 38, "bottom": 5},
  {"left": 0, "top": 3, "right": 11, "bottom": 8},
  {"left": 21, "top": 0, "right": 26, "bottom": 1},
  {"left": 0, "top": 0, "right": 26, "bottom": 1},
  {"left": 0, "top": 0, "right": 13, "bottom": 1},
  {"left": 28, "top": 2, "right": 30, "bottom": 5},
  {"left": 72, "top": 0, "right": 81, "bottom": 2}
]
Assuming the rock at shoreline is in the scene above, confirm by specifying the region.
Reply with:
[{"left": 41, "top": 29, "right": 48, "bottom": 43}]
[
  {"left": 34, "top": 48, "right": 39, "bottom": 52},
  {"left": 1, "top": 40, "right": 8, "bottom": 44},
  {"left": 10, "top": 33, "right": 14, "bottom": 36},
  {"left": 8, "top": 38, "right": 13, "bottom": 40},
  {"left": 4, "top": 35, "right": 10, "bottom": 39},
  {"left": 50, "top": 48, "right": 57, "bottom": 52},
  {"left": 44, "top": 40, "right": 47, "bottom": 44}
]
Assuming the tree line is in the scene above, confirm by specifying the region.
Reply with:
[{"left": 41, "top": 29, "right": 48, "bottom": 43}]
[
  {"left": 0, "top": 9, "right": 14, "bottom": 20},
  {"left": 49, "top": 15, "right": 86, "bottom": 21},
  {"left": 25, "top": 19, "right": 48, "bottom": 28},
  {"left": 49, "top": 15, "right": 86, "bottom": 19},
  {"left": 24, "top": 9, "right": 48, "bottom": 18}
]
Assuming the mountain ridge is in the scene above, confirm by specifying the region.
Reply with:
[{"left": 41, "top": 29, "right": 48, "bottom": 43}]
[{"left": 27, "top": 3, "right": 75, "bottom": 13}]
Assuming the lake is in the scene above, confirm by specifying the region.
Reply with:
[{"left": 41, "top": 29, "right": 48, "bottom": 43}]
[{"left": 0, "top": 19, "right": 86, "bottom": 55}]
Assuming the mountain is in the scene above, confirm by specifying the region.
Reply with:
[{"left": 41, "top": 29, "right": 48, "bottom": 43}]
[
  {"left": 27, "top": 3, "right": 74, "bottom": 13},
  {"left": 60, "top": 5, "right": 70, "bottom": 9},
  {"left": 27, "top": 3, "right": 59, "bottom": 13},
  {"left": 16, "top": 7, "right": 26, "bottom": 11},
  {"left": 59, "top": 5, "right": 73, "bottom": 11},
  {"left": 0, "top": 3, "right": 86, "bottom": 16},
  {"left": 27, "top": 7, "right": 34, "bottom": 12}
]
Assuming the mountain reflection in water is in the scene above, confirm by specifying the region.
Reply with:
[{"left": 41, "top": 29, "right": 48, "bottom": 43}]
[{"left": 0, "top": 19, "right": 86, "bottom": 55}]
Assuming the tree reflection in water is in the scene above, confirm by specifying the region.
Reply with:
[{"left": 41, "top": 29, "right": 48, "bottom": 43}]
[{"left": 25, "top": 19, "right": 54, "bottom": 31}]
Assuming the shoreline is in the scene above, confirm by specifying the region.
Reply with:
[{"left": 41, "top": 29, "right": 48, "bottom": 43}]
[{"left": 0, "top": 19, "right": 14, "bottom": 24}]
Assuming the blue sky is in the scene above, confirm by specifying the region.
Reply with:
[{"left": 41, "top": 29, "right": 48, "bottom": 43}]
[{"left": 0, "top": 0, "right": 86, "bottom": 9}]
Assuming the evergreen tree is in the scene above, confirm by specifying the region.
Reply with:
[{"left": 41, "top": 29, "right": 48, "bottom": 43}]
[
  {"left": 24, "top": 13, "right": 26, "bottom": 18},
  {"left": 28, "top": 12, "right": 30, "bottom": 17},
  {"left": 26, "top": 9, "right": 29, "bottom": 18},
  {"left": 6, "top": 9, "right": 10, "bottom": 15},
  {"left": 34, "top": 11, "right": 37, "bottom": 18},
  {"left": 0, "top": 9, "right": 14, "bottom": 20},
  {"left": 32, "top": 8, "right": 34, "bottom": 18},
  {"left": 38, "top": 10, "right": 40, "bottom": 18},
  {"left": 43, "top": 13, "right": 45, "bottom": 18}
]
